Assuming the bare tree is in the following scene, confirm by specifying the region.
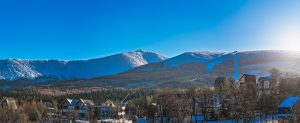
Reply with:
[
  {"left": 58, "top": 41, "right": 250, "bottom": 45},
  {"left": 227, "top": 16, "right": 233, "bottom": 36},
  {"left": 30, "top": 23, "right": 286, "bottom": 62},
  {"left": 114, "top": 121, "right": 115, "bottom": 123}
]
[
  {"left": 197, "top": 88, "right": 214, "bottom": 121},
  {"left": 270, "top": 68, "right": 280, "bottom": 91},
  {"left": 0, "top": 105, "right": 20, "bottom": 123},
  {"left": 238, "top": 80, "right": 258, "bottom": 122}
]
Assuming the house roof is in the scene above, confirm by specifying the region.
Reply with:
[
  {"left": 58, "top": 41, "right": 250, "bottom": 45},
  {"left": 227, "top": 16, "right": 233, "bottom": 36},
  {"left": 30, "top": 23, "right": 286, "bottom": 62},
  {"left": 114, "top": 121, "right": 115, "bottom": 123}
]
[
  {"left": 66, "top": 98, "right": 79, "bottom": 105},
  {"left": 192, "top": 116, "right": 204, "bottom": 121},
  {"left": 259, "top": 77, "right": 270, "bottom": 82},
  {"left": 239, "top": 74, "right": 256, "bottom": 80},
  {"left": 80, "top": 99, "right": 95, "bottom": 106},
  {"left": 278, "top": 113, "right": 292, "bottom": 117},
  {"left": 65, "top": 98, "right": 95, "bottom": 106},
  {"left": 236, "top": 74, "right": 256, "bottom": 85},
  {"left": 278, "top": 96, "right": 300, "bottom": 108},
  {"left": 136, "top": 118, "right": 147, "bottom": 123},
  {"left": 105, "top": 100, "right": 114, "bottom": 104},
  {"left": 102, "top": 99, "right": 115, "bottom": 107}
]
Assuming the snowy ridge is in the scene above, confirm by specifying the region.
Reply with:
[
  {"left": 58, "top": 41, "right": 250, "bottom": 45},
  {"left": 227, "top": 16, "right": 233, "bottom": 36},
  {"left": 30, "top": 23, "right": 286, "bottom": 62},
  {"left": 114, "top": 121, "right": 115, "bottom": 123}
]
[
  {"left": 152, "top": 50, "right": 300, "bottom": 76},
  {"left": 163, "top": 51, "right": 226, "bottom": 67},
  {"left": 0, "top": 50, "right": 167, "bottom": 80},
  {"left": 1, "top": 50, "right": 299, "bottom": 84}
]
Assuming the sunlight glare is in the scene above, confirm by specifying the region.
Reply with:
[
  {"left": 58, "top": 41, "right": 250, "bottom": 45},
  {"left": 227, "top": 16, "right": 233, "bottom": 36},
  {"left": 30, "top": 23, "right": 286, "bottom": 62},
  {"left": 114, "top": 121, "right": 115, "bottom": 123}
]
[{"left": 272, "top": 23, "right": 300, "bottom": 51}]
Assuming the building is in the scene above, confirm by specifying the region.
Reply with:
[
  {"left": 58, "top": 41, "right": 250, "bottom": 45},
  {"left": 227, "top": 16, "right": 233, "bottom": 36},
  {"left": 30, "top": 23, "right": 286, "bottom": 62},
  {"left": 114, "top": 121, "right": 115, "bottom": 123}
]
[
  {"left": 0, "top": 97, "right": 17, "bottom": 110},
  {"left": 258, "top": 77, "right": 270, "bottom": 89},
  {"left": 278, "top": 96, "right": 300, "bottom": 122},
  {"left": 98, "top": 99, "right": 116, "bottom": 120},
  {"left": 60, "top": 98, "right": 95, "bottom": 120},
  {"left": 236, "top": 74, "right": 257, "bottom": 88},
  {"left": 258, "top": 76, "right": 271, "bottom": 94},
  {"left": 60, "top": 98, "right": 79, "bottom": 111}
]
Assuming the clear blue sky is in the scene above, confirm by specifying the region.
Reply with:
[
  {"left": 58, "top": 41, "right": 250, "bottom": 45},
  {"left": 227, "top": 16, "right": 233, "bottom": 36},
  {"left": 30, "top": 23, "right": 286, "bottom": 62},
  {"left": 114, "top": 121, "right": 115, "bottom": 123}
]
[{"left": 0, "top": 0, "right": 300, "bottom": 60}]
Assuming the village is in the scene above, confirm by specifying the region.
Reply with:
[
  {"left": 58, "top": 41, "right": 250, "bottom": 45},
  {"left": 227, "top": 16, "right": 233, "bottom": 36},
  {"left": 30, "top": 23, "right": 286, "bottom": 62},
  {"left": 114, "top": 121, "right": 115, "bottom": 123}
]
[
  {"left": 2, "top": 0, "right": 300, "bottom": 122},
  {"left": 1, "top": 71, "right": 300, "bottom": 123}
]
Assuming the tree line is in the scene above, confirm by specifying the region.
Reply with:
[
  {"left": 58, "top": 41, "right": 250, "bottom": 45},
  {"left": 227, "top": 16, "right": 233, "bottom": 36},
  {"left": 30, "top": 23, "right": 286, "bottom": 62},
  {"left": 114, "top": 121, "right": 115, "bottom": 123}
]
[{"left": 1, "top": 70, "right": 300, "bottom": 122}]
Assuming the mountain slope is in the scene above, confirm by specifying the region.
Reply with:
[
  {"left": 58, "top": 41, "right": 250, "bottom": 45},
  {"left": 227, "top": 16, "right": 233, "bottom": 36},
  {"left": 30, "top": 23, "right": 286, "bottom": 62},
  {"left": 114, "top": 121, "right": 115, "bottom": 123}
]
[
  {"left": 0, "top": 50, "right": 167, "bottom": 80},
  {"left": 64, "top": 50, "right": 300, "bottom": 88},
  {"left": 131, "top": 50, "right": 300, "bottom": 75}
]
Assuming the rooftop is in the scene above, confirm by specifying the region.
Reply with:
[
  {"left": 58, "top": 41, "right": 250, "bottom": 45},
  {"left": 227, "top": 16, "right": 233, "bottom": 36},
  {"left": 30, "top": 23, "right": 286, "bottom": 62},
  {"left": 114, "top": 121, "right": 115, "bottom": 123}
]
[{"left": 278, "top": 96, "right": 300, "bottom": 108}]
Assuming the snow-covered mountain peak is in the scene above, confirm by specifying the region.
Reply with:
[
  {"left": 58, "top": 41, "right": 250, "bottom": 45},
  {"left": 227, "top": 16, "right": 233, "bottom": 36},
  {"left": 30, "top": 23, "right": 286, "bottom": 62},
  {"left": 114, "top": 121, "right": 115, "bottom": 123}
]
[
  {"left": 0, "top": 59, "right": 40, "bottom": 80},
  {"left": 121, "top": 50, "right": 167, "bottom": 64},
  {"left": 0, "top": 50, "right": 166, "bottom": 80},
  {"left": 185, "top": 51, "right": 226, "bottom": 60},
  {"left": 134, "top": 49, "right": 147, "bottom": 53},
  {"left": 162, "top": 51, "right": 226, "bottom": 67},
  {"left": 187, "top": 51, "right": 225, "bottom": 55}
]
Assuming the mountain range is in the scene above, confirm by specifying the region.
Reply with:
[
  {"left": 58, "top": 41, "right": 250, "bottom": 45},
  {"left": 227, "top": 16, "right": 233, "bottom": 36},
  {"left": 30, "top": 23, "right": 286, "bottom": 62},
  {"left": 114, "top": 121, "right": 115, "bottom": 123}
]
[
  {"left": 1, "top": 50, "right": 300, "bottom": 88},
  {"left": 56, "top": 50, "right": 300, "bottom": 88},
  {"left": 0, "top": 50, "right": 166, "bottom": 80}
]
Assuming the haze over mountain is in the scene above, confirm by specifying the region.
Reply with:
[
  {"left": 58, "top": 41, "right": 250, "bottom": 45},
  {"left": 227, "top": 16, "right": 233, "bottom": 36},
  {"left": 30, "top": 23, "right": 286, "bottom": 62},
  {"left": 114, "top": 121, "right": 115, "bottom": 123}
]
[{"left": 0, "top": 50, "right": 167, "bottom": 80}]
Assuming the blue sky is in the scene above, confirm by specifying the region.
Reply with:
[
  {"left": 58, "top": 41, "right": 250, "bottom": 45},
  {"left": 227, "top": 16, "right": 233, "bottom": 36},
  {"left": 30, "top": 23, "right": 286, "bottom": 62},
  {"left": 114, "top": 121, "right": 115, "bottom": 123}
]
[{"left": 0, "top": 0, "right": 300, "bottom": 60}]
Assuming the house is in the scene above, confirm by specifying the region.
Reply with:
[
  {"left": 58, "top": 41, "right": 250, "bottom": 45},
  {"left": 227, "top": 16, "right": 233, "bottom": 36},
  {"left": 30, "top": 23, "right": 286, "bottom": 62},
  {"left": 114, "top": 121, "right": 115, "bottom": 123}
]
[
  {"left": 258, "top": 77, "right": 271, "bottom": 94},
  {"left": 236, "top": 74, "right": 274, "bottom": 94},
  {"left": 98, "top": 99, "right": 116, "bottom": 120},
  {"left": 0, "top": 97, "right": 17, "bottom": 110},
  {"left": 278, "top": 96, "right": 300, "bottom": 122},
  {"left": 258, "top": 77, "right": 270, "bottom": 89},
  {"left": 60, "top": 98, "right": 79, "bottom": 110},
  {"left": 236, "top": 74, "right": 257, "bottom": 88},
  {"left": 60, "top": 98, "right": 95, "bottom": 120},
  {"left": 77, "top": 99, "right": 95, "bottom": 119}
]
